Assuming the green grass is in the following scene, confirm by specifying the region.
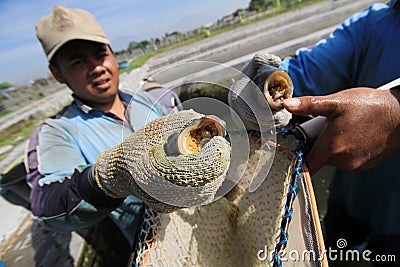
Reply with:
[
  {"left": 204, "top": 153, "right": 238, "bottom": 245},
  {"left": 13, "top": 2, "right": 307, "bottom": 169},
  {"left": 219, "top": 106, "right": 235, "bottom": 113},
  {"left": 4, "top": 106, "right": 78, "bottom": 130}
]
[
  {"left": 121, "top": 0, "right": 322, "bottom": 72},
  {"left": 0, "top": 84, "right": 66, "bottom": 118},
  {"left": 0, "top": 99, "right": 72, "bottom": 163},
  {"left": 0, "top": 119, "right": 41, "bottom": 162},
  {"left": 119, "top": 51, "right": 158, "bottom": 74},
  {"left": 0, "top": 120, "right": 38, "bottom": 148},
  {"left": 0, "top": 110, "right": 13, "bottom": 119}
]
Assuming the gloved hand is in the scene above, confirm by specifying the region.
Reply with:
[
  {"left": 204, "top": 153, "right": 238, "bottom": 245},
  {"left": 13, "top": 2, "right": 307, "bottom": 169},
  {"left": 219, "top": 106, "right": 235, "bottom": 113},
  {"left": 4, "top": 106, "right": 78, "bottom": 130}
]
[
  {"left": 241, "top": 53, "right": 282, "bottom": 82},
  {"left": 229, "top": 53, "right": 293, "bottom": 130},
  {"left": 93, "top": 110, "right": 231, "bottom": 213}
]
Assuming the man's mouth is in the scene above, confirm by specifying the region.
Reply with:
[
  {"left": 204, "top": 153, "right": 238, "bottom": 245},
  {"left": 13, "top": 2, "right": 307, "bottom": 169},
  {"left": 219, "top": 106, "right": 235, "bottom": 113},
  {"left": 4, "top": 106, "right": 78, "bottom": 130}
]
[{"left": 92, "top": 78, "right": 110, "bottom": 89}]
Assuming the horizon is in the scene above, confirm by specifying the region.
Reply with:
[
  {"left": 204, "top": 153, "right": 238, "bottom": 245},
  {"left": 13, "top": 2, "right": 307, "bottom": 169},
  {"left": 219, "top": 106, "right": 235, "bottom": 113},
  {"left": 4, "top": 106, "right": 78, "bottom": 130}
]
[{"left": 0, "top": 0, "right": 249, "bottom": 86}]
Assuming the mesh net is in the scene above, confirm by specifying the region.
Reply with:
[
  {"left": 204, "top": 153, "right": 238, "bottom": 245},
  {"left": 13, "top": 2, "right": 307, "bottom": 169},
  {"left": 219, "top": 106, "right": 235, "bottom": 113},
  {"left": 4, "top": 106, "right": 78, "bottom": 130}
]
[{"left": 133, "top": 134, "right": 327, "bottom": 267}]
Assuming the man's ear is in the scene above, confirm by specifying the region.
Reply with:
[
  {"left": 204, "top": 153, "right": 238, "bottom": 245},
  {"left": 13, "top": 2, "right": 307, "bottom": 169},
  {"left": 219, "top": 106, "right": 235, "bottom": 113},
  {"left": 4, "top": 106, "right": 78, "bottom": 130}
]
[{"left": 49, "top": 64, "right": 65, "bottom": 84}]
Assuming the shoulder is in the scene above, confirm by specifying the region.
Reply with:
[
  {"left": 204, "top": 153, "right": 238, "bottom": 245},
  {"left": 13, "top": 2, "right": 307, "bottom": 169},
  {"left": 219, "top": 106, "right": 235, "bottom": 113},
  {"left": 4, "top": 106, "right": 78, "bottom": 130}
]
[
  {"left": 332, "top": 3, "right": 394, "bottom": 46},
  {"left": 139, "top": 82, "right": 181, "bottom": 113},
  {"left": 131, "top": 90, "right": 170, "bottom": 116},
  {"left": 346, "top": 3, "right": 391, "bottom": 26},
  {"left": 44, "top": 103, "right": 81, "bottom": 126},
  {"left": 33, "top": 102, "right": 86, "bottom": 141}
]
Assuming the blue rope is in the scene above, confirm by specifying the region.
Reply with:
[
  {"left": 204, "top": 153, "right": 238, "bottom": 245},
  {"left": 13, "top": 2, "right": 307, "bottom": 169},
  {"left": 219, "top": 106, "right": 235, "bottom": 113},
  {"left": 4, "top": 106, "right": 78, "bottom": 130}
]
[
  {"left": 275, "top": 127, "right": 292, "bottom": 138},
  {"left": 272, "top": 149, "right": 304, "bottom": 266},
  {"left": 283, "top": 206, "right": 293, "bottom": 222}
]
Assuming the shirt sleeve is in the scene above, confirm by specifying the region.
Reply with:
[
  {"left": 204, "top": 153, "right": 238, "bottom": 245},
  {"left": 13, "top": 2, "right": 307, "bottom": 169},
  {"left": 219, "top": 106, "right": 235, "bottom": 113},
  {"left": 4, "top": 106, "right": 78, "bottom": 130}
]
[
  {"left": 26, "top": 121, "right": 122, "bottom": 232},
  {"left": 279, "top": 5, "right": 370, "bottom": 96},
  {"left": 146, "top": 87, "right": 182, "bottom": 112}
]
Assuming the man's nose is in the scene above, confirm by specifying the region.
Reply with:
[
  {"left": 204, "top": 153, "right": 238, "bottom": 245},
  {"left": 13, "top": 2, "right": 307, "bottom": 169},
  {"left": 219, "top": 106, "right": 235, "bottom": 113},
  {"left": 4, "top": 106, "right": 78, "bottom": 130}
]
[{"left": 88, "top": 57, "right": 105, "bottom": 74}]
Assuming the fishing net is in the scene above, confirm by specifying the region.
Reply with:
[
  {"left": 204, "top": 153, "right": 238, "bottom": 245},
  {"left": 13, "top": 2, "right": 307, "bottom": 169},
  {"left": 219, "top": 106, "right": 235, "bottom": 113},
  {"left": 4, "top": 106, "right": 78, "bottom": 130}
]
[{"left": 133, "top": 133, "right": 327, "bottom": 267}]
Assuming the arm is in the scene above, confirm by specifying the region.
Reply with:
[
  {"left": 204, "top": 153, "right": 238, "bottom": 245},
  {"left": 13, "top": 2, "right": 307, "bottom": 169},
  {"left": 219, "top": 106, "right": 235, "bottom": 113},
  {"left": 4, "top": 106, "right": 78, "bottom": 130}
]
[
  {"left": 279, "top": 5, "right": 372, "bottom": 96},
  {"left": 26, "top": 91, "right": 173, "bottom": 232},
  {"left": 283, "top": 87, "right": 400, "bottom": 174},
  {"left": 26, "top": 122, "right": 122, "bottom": 232},
  {"left": 27, "top": 110, "right": 230, "bottom": 232}
]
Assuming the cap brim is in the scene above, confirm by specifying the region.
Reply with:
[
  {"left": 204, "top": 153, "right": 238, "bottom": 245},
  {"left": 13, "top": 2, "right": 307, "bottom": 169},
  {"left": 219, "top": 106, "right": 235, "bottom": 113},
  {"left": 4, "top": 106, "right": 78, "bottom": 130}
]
[{"left": 47, "top": 34, "right": 109, "bottom": 61}]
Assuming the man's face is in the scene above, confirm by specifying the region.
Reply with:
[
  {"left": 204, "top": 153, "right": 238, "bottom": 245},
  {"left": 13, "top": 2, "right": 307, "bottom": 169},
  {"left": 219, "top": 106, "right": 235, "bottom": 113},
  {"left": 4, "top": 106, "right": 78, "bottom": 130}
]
[{"left": 50, "top": 40, "right": 120, "bottom": 107}]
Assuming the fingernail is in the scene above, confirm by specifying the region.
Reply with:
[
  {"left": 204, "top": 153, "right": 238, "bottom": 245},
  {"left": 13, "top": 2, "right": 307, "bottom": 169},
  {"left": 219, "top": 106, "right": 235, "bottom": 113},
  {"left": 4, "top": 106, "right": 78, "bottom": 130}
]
[{"left": 283, "top": 98, "right": 301, "bottom": 108}]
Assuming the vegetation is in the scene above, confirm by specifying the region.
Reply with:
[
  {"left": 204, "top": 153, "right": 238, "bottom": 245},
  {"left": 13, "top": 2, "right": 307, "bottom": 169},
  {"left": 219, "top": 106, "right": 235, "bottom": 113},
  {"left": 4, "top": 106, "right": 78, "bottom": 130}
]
[
  {"left": 0, "top": 83, "right": 65, "bottom": 118},
  {"left": 0, "top": 119, "right": 39, "bottom": 162},
  {"left": 249, "top": 0, "right": 306, "bottom": 11},
  {"left": 0, "top": 82, "right": 13, "bottom": 89},
  {"left": 121, "top": 0, "right": 320, "bottom": 73},
  {"left": 127, "top": 40, "right": 151, "bottom": 53},
  {"left": 118, "top": 51, "right": 157, "bottom": 73},
  {"left": 0, "top": 98, "right": 72, "bottom": 162}
]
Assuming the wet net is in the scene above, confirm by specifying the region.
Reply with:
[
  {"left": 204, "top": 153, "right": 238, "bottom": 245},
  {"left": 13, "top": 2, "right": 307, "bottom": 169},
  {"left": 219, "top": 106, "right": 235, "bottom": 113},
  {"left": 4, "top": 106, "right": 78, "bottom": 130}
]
[{"left": 133, "top": 133, "right": 327, "bottom": 267}]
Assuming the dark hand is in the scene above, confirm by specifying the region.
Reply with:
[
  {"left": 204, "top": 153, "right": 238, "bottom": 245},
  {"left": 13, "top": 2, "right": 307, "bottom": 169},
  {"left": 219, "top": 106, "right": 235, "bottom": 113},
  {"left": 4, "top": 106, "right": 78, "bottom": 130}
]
[
  {"left": 283, "top": 88, "right": 400, "bottom": 174},
  {"left": 95, "top": 110, "right": 231, "bottom": 212}
]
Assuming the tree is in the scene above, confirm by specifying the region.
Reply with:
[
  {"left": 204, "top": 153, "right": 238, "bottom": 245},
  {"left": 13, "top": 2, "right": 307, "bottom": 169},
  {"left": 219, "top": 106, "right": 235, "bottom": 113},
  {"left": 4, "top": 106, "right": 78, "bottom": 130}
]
[
  {"left": 138, "top": 40, "right": 150, "bottom": 53},
  {"left": 248, "top": 0, "right": 285, "bottom": 11},
  {"left": 127, "top": 41, "right": 139, "bottom": 51},
  {"left": 0, "top": 82, "right": 13, "bottom": 90},
  {"left": 127, "top": 40, "right": 150, "bottom": 53},
  {"left": 249, "top": 0, "right": 265, "bottom": 11}
]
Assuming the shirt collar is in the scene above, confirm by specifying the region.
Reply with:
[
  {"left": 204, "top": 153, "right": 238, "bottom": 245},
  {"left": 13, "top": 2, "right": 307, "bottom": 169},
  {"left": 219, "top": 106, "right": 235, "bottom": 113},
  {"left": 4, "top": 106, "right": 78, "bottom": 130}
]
[
  {"left": 72, "top": 95, "right": 92, "bottom": 114},
  {"left": 72, "top": 90, "right": 133, "bottom": 115}
]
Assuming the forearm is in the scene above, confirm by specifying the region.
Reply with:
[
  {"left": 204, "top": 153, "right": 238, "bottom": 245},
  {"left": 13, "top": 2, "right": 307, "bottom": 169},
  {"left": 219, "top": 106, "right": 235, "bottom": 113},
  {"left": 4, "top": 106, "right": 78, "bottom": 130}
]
[
  {"left": 279, "top": 8, "right": 368, "bottom": 96},
  {"left": 76, "top": 165, "right": 124, "bottom": 207},
  {"left": 29, "top": 166, "right": 122, "bottom": 232}
]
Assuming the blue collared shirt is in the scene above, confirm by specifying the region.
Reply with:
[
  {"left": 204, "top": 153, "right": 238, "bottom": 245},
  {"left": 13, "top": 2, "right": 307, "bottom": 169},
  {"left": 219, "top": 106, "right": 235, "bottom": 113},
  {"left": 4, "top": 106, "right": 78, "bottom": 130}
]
[
  {"left": 280, "top": 2, "right": 400, "bottom": 235},
  {"left": 26, "top": 89, "right": 174, "bottom": 243}
]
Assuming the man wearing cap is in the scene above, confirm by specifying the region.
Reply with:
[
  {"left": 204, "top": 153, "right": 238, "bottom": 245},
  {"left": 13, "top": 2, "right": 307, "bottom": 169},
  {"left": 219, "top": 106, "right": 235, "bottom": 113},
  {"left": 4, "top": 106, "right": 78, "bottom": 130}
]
[{"left": 27, "top": 5, "right": 181, "bottom": 264}]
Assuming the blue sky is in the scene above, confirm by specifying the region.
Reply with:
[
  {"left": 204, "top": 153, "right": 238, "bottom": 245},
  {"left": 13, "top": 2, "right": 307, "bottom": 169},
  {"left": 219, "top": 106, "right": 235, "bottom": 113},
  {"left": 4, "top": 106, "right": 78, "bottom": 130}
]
[{"left": 0, "top": 0, "right": 249, "bottom": 86}]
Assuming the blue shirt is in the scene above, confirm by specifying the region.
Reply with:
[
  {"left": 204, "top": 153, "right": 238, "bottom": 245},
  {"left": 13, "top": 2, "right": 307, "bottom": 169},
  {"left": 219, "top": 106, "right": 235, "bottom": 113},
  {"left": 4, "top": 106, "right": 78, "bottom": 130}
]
[
  {"left": 26, "top": 89, "right": 176, "bottom": 244},
  {"left": 280, "top": 2, "right": 400, "bottom": 235}
]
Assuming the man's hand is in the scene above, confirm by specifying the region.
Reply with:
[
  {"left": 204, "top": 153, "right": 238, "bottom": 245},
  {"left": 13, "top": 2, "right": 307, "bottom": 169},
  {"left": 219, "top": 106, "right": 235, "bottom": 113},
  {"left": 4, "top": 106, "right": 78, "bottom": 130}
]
[
  {"left": 94, "top": 110, "right": 231, "bottom": 212},
  {"left": 283, "top": 87, "right": 400, "bottom": 174},
  {"left": 228, "top": 53, "right": 293, "bottom": 130}
]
